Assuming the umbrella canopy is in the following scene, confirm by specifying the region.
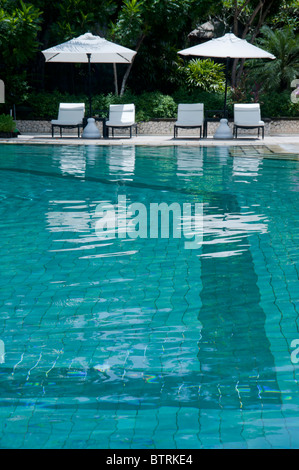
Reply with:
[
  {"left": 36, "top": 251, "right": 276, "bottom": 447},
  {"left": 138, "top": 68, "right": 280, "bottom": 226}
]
[
  {"left": 42, "top": 33, "right": 137, "bottom": 115},
  {"left": 42, "top": 32, "right": 137, "bottom": 63},
  {"left": 178, "top": 33, "right": 275, "bottom": 59},
  {"left": 178, "top": 33, "right": 275, "bottom": 115}
]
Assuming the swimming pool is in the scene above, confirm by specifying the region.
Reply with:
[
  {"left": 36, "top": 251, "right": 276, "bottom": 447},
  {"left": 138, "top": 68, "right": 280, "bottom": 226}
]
[{"left": 0, "top": 144, "right": 298, "bottom": 449}]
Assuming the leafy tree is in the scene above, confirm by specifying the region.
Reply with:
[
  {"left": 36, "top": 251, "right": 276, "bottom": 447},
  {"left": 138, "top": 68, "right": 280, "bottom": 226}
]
[
  {"left": 245, "top": 26, "right": 299, "bottom": 92},
  {"left": 32, "top": 0, "right": 118, "bottom": 96},
  {"left": 109, "top": 0, "right": 147, "bottom": 95},
  {"left": 0, "top": 0, "right": 42, "bottom": 66},
  {"left": 0, "top": 0, "right": 42, "bottom": 105},
  {"left": 218, "top": 0, "right": 282, "bottom": 87},
  {"left": 270, "top": 0, "right": 299, "bottom": 32},
  {"left": 109, "top": 0, "right": 218, "bottom": 95},
  {"left": 1, "top": 0, "right": 297, "bottom": 107},
  {"left": 46, "top": 0, "right": 117, "bottom": 42}
]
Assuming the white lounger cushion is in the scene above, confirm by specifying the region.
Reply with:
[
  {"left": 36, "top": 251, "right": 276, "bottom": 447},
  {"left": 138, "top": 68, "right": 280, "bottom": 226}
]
[
  {"left": 175, "top": 103, "right": 204, "bottom": 126},
  {"left": 234, "top": 104, "right": 264, "bottom": 127},
  {"left": 106, "top": 104, "right": 136, "bottom": 127},
  {"left": 51, "top": 103, "right": 85, "bottom": 125}
]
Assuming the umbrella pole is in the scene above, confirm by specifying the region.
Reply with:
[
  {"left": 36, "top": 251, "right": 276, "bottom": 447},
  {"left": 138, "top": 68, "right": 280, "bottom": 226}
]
[
  {"left": 87, "top": 53, "right": 92, "bottom": 117},
  {"left": 223, "top": 57, "right": 229, "bottom": 118}
]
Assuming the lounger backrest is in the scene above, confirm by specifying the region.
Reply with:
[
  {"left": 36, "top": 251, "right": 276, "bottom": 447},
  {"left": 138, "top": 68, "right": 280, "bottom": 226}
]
[
  {"left": 108, "top": 104, "right": 135, "bottom": 125},
  {"left": 177, "top": 103, "right": 204, "bottom": 125},
  {"left": 234, "top": 104, "right": 261, "bottom": 125},
  {"left": 57, "top": 103, "right": 85, "bottom": 124}
]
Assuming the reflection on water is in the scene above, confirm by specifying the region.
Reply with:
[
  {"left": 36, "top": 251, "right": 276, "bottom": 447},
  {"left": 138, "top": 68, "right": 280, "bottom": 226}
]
[
  {"left": 0, "top": 144, "right": 298, "bottom": 448},
  {"left": 198, "top": 191, "right": 281, "bottom": 410},
  {"left": 176, "top": 147, "right": 204, "bottom": 176},
  {"left": 107, "top": 146, "right": 135, "bottom": 176},
  {"left": 59, "top": 153, "right": 86, "bottom": 176},
  {"left": 0, "top": 340, "right": 4, "bottom": 364},
  {"left": 233, "top": 156, "right": 263, "bottom": 178}
]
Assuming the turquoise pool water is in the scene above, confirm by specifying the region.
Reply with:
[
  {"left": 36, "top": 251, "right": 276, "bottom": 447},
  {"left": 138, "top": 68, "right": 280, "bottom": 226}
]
[{"left": 0, "top": 144, "right": 298, "bottom": 449}]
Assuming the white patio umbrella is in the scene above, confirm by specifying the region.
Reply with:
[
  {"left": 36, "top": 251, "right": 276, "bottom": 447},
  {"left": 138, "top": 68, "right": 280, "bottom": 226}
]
[
  {"left": 178, "top": 33, "right": 275, "bottom": 116},
  {"left": 42, "top": 32, "right": 137, "bottom": 116}
]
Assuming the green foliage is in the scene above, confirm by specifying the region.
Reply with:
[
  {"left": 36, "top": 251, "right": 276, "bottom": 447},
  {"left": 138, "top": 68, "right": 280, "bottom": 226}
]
[
  {"left": 16, "top": 87, "right": 299, "bottom": 120},
  {"left": 245, "top": 26, "right": 299, "bottom": 92},
  {"left": 110, "top": 0, "right": 196, "bottom": 46},
  {"left": 93, "top": 90, "right": 177, "bottom": 121},
  {"left": 134, "top": 91, "right": 177, "bottom": 121},
  {"left": 22, "top": 90, "right": 178, "bottom": 121},
  {"left": 173, "top": 87, "right": 230, "bottom": 116},
  {"left": 0, "top": 0, "right": 42, "bottom": 66},
  {"left": 91, "top": 90, "right": 136, "bottom": 115},
  {"left": 259, "top": 91, "right": 299, "bottom": 118},
  {"left": 48, "top": 0, "right": 117, "bottom": 42},
  {"left": 109, "top": 0, "right": 146, "bottom": 47},
  {"left": 229, "top": 73, "right": 264, "bottom": 105},
  {"left": 0, "top": 0, "right": 296, "bottom": 105},
  {"left": 4, "top": 71, "right": 32, "bottom": 105},
  {"left": 217, "top": 0, "right": 282, "bottom": 32},
  {"left": 109, "top": 0, "right": 208, "bottom": 94},
  {"left": 270, "top": 0, "right": 299, "bottom": 32},
  {"left": 178, "top": 58, "right": 225, "bottom": 93},
  {"left": 0, "top": 1, "right": 42, "bottom": 105},
  {"left": 21, "top": 90, "right": 87, "bottom": 119},
  {"left": 0, "top": 114, "right": 16, "bottom": 132},
  {"left": 228, "top": 75, "right": 299, "bottom": 118}
]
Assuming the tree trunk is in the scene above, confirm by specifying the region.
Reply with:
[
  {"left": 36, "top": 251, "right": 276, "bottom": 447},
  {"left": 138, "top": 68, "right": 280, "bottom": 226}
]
[
  {"left": 231, "top": 0, "right": 252, "bottom": 87},
  {"left": 235, "top": 0, "right": 274, "bottom": 85},
  {"left": 120, "top": 62, "right": 133, "bottom": 97},
  {"left": 119, "top": 33, "right": 146, "bottom": 96},
  {"left": 231, "top": 0, "right": 273, "bottom": 88}
]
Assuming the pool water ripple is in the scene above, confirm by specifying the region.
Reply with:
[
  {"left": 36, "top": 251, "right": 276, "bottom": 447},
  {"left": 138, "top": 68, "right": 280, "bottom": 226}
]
[{"left": 0, "top": 144, "right": 298, "bottom": 449}]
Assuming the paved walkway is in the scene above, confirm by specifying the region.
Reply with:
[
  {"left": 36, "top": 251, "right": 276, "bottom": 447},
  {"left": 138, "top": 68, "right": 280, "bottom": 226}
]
[{"left": 1, "top": 133, "right": 299, "bottom": 158}]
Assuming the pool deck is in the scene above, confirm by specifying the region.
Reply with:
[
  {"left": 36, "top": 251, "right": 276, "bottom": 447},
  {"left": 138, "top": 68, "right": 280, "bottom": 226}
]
[{"left": 1, "top": 133, "right": 299, "bottom": 158}]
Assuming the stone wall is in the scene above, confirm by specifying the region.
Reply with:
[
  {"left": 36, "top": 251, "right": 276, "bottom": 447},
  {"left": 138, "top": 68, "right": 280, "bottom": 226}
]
[{"left": 15, "top": 118, "right": 299, "bottom": 136}]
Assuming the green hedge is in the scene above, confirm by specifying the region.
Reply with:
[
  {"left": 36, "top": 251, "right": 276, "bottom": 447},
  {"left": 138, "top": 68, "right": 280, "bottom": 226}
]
[
  {"left": 15, "top": 90, "right": 178, "bottom": 121},
  {"left": 13, "top": 88, "right": 299, "bottom": 121},
  {"left": 17, "top": 90, "right": 87, "bottom": 120}
]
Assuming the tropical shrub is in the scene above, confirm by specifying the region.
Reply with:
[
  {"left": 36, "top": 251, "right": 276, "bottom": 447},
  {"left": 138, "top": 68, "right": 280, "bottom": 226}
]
[
  {"left": 245, "top": 26, "right": 299, "bottom": 93},
  {"left": 0, "top": 114, "right": 16, "bottom": 132},
  {"left": 134, "top": 92, "right": 177, "bottom": 120},
  {"left": 177, "top": 58, "right": 226, "bottom": 93}
]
